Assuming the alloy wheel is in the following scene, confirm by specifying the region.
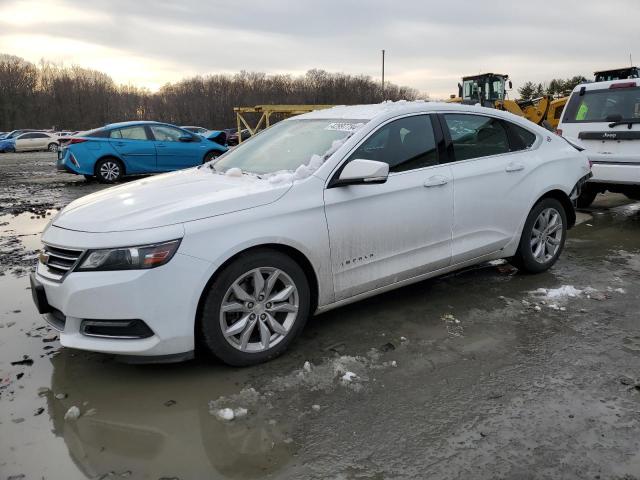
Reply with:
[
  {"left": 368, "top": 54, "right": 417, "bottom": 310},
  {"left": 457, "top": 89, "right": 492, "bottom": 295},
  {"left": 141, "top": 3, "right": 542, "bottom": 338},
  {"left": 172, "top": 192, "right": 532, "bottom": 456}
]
[
  {"left": 530, "top": 207, "right": 563, "bottom": 263},
  {"left": 219, "top": 267, "right": 299, "bottom": 352},
  {"left": 99, "top": 161, "right": 120, "bottom": 181},
  {"left": 48, "top": 144, "right": 58, "bottom": 152}
]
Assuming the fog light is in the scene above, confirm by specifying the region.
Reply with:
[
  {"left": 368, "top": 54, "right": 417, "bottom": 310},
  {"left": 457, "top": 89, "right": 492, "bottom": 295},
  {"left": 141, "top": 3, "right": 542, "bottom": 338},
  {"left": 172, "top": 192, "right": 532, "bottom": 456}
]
[{"left": 80, "top": 319, "right": 154, "bottom": 339}]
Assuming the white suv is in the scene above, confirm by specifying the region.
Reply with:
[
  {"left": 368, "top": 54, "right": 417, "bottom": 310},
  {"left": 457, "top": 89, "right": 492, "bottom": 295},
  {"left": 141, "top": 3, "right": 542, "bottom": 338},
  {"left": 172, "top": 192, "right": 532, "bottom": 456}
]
[
  {"left": 558, "top": 78, "right": 640, "bottom": 207},
  {"left": 31, "top": 102, "right": 590, "bottom": 365}
]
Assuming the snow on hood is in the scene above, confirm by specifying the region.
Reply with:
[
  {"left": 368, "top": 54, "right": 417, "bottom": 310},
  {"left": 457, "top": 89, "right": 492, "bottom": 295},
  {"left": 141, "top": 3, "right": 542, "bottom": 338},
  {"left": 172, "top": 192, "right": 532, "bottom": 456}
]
[
  {"left": 53, "top": 167, "right": 291, "bottom": 233},
  {"left": 265, "top": 135, "right": 358, "bottom": 185}
]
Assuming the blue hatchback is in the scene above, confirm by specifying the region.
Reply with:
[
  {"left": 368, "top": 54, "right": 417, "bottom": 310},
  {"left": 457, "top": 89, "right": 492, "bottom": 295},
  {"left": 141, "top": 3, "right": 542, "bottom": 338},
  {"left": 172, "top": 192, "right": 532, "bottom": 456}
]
[{"left": 57, "top": 121, "right": 228, "bottom": 183}]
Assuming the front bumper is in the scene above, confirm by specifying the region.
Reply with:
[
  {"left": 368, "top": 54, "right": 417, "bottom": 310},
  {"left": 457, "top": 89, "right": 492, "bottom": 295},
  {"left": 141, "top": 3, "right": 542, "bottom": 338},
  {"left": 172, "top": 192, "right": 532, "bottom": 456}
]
[{"left": 33, "top": 251, "right": 212, "bottom": 357}]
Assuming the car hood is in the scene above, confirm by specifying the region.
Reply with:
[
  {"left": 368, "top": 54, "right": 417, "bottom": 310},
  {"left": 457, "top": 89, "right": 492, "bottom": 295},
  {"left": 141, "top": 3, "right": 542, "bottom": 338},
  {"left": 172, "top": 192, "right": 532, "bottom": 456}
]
[{"left": 53, "top": 167, "right": 292, "bottom": 233}]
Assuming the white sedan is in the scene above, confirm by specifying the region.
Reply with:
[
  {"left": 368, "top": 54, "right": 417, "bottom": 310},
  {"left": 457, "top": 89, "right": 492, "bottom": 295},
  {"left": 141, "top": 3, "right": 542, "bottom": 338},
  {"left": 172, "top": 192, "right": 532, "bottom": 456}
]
[
  {"left": 31, "top": 102, "right": 591, "bottom": 365},
  {"left": 15, "top": 131, "right": 59, "bottom": 152}
]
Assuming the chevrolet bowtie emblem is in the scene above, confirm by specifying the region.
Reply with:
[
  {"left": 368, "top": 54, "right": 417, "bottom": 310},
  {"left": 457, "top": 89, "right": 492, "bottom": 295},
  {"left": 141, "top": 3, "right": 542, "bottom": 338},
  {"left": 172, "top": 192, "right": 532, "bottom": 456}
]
[{"left": 38, "top": 252, "right": 50, "bottom": 265}]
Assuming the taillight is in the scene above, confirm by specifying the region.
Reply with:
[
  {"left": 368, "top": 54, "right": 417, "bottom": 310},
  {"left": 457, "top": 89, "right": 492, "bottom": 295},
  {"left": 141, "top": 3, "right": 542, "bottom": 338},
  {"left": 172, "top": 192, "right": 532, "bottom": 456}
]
[
  {"left": 67, "top": 138, "right": 88, "bottom": 145},
  {"left": 555, "top": 129, "right": 563, "bottom": 136},
  {"left": 610, "top": 82, "right": 637, "bottom": 89}
]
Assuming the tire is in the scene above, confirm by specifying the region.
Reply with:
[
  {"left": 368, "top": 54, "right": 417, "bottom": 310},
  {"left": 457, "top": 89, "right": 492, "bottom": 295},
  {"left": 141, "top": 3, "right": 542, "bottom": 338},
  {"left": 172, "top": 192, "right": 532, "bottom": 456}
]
[
  {"left": 576, "top": 185, "right": 598, "bottom": 208},
  {"left": 83, "top": 175, "right": 95, "bottom": 182},
  {"left": 199, "top": 249, "right": 311, "bottom": 366},
  {"left": 511, "top": 198, "right": 567, "bottom": 274},
  {"left": 203, "top": 151, "right": 221, "bottom": 163},
  {"left": 47, "top": 143, "right": 58, "bottom": 153},
  {"left": 95, "top": 158, "right": 124, "bottom": 183}
]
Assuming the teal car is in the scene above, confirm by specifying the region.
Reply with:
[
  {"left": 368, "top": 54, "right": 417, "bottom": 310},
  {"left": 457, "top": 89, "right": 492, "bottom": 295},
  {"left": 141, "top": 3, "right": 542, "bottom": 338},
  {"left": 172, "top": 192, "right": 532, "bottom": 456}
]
[{"left": 57, "top": 121, "right": 228, "bottom": 183}]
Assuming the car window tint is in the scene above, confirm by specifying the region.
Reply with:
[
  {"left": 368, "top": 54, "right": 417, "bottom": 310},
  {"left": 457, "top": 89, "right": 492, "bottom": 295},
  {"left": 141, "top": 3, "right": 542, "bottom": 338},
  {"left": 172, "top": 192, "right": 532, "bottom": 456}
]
[
  {"left": 508, "top": 123, "right": 537, "bottom": 149},
  {"left": 347, "top": 115, "right": 438, "bottom": 173},
  {"left": 32, "top": 133, "right": 47, "bottom": 139},
  {"left": 20, "top": 133, "right": 35, "bottom": 139},
  {"left": 110, "top": 126, "right": 147, "bottom": 140},
  {"left": 151, "top": 125, "right": 185, "bottom": 142},
  {"left": 444, "top": 114, "right": 509, "bottom": 161}
]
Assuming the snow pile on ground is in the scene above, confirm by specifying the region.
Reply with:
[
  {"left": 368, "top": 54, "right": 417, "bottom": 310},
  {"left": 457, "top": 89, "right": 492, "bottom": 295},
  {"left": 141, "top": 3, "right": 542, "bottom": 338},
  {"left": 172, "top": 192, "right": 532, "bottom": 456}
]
[
  {"left": 442, "top": 313, "right": 464, "bottom": 337},
  {"left": 531, "top": 285, "right": 583, "bottom": 300},
  {"left": 267, "top": 355, "right": 372, "bottom": 393},
  {"left": 208, "top": 387, "right": 262, "bottom": 421},
  {"left": 209, "top": 350, "right": 399, "bottom": 419},
  {"left": 64, "top": 406, "right": 80, "bottom": 421}
]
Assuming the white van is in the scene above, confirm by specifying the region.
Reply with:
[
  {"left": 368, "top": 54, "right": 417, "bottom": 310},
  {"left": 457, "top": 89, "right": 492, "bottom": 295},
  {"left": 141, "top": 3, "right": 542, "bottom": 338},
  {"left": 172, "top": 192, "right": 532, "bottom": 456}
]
[{"left": 558, "top": 78, "right": 640, "bottom": 207}]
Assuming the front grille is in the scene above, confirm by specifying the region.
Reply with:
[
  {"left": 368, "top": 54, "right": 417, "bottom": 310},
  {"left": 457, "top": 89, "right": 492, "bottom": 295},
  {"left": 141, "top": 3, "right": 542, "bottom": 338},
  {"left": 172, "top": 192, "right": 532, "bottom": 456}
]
[{"left": 39, "top": 243, "right": 84, "bottom": 282}]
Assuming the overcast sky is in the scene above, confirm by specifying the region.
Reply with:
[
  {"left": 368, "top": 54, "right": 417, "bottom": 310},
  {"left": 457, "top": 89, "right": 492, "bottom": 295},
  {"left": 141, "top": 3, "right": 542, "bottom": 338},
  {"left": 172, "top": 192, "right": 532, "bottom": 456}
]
[{"left": 0, "top": 0, "right": 638, "bottom": 98}]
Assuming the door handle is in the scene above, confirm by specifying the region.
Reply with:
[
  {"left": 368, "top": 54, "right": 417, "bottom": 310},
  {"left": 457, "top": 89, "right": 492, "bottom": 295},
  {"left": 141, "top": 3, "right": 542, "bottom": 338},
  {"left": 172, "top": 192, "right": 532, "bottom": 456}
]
[
  {"left": 115, "top": 142, "right": 126, "bottom": 147},
  {"left": 423, "top": 175, "right": 450, "bottom": 187},
  {"left": 505, "top": 162, "right": 525, "bottom": 172}
]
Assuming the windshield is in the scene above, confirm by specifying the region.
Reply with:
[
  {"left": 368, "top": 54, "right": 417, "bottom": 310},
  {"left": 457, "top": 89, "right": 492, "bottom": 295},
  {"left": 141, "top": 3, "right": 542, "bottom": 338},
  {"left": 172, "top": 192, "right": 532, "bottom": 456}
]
[
  {"left": 563, "top": 86, "right": 640, "bottom": 123},
  {"left": 213, "top": 119, "right": 366, "bottom": 175}
]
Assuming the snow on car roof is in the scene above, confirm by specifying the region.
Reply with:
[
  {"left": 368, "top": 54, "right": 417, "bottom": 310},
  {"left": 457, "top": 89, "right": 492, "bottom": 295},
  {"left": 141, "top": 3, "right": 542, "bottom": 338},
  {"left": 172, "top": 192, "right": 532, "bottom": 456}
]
[{"left": 296, "top": 100, "right": 542, "bottom": 129}]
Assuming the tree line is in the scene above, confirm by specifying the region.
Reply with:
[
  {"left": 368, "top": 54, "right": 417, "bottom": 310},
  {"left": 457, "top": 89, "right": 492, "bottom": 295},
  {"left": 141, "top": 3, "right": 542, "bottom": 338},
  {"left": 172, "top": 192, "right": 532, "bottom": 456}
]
[
  {"left": 0, "top": 54, "right": 419, "bottom": 132},
  {"left": 517, "top": 75, "right": 588, "bottom": 101}
]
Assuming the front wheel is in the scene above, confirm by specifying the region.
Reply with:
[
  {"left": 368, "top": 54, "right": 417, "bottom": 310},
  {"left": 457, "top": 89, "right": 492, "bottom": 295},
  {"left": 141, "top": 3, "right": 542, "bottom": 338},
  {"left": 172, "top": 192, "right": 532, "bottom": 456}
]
[
  {"left": 47, "top": 143, "right": 58, "bottom": 153},
  {"left": 95, "top": 158, "right": 124, "bottom": 183},
  {"left": 199, "top": 249, "right": 310, "bottom": 366},
  {"left": 511, "top": 198, "right": 567, "bottom": 273},
  {"left": 203, "top": 151, "right": 221, "bottom": 163}
]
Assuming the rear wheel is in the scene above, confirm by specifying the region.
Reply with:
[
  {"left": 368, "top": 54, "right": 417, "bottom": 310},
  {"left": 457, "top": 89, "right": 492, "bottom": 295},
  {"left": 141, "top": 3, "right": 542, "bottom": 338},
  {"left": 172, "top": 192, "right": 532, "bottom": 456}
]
[
  {"left": 511, "top": 198, "right": 567, "bottom": 273},
  {"left": 47, "top": 143, "right": 58, "bottom": 152},
  {"left": 199, "top": 249, "right": 310, "bottom": 366},
  {"left": 95, "top": 158, "right": 124, "bottom": 183}
]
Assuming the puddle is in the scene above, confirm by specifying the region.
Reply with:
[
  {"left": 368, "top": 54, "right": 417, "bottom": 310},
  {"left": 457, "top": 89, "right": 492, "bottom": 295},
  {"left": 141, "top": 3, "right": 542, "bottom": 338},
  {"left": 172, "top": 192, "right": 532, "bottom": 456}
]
[{"left": 0, "top": 210, "right": 56, "bottom": 277}]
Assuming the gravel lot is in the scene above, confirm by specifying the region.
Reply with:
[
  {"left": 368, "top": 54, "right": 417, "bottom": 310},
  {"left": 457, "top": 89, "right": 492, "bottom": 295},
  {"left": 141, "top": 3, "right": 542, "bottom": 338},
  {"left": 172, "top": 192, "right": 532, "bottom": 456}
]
[{"left": 1, "top": 152, "right": 640, "bottom": 480}]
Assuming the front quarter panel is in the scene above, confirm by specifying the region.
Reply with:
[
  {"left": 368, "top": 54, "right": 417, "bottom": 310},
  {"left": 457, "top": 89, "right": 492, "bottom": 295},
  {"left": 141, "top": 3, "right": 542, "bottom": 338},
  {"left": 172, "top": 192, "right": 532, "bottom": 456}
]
[{"left": 179, "top": 176, "right": 333, "bottom": 308}]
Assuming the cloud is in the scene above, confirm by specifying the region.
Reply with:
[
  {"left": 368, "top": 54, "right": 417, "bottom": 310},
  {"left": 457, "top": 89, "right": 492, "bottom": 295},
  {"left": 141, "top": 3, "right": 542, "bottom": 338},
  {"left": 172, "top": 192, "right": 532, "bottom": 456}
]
[{"left": 0, "top": 0, "right": 638, "bottom": 97}]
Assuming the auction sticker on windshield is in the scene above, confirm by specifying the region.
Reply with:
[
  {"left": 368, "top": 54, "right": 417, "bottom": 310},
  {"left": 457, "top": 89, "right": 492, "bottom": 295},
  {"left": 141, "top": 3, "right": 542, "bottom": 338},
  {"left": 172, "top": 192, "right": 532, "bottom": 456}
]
[{"left": 325, "top": 122, "right": 365, "bottom": 132}]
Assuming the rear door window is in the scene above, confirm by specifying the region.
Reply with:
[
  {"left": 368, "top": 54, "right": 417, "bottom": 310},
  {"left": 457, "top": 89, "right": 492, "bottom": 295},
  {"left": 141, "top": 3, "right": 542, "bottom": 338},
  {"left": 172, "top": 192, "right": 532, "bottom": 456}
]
[
  {"left": 443, "top": 114, "right": 510, "bottom": 161},
  {"left": 563, "top": 87, "right": 640, "bottom": 123},
  {"left": 506, "top": 123, "right": 537, "bottom": 149},
  {"left": 110, "top": 126, "right": 148, "bottom": 140}
]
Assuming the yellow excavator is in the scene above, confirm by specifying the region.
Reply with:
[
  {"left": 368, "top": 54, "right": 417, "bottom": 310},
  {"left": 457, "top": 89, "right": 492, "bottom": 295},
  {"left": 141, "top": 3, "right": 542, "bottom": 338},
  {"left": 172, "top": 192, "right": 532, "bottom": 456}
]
[{"left": 447, "top": 73, "right": 567, "bottom": 130}]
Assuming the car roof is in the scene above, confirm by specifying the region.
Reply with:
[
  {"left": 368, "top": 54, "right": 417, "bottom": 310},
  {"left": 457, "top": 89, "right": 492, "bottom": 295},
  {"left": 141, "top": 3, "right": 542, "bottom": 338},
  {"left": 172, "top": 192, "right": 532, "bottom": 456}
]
[
  {"left": 571, "top": 78, "right": 640, "bottom": 92},
  {"left": 296, "top": 101, "right": 541, "bottom": 128},
  {"left": 104, "top": 120, "right": 170, "bottom": 129}
]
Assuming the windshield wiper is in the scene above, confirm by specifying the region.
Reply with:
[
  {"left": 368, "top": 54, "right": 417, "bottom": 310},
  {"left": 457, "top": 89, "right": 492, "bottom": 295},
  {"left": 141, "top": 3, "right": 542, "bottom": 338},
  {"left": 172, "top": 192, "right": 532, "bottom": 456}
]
[{"left": 608, "top": 118, "right": 640, "bottom": 129}]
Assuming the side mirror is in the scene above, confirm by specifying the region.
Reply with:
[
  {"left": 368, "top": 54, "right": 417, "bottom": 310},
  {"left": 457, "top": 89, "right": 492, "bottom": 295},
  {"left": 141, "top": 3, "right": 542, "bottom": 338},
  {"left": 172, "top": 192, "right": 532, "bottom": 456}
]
[
  {"left": 178, "top": 135, "right": 193, "bottom": 142},
  {"left": 335, "top": 159, "right": 389, "bottom": 186}
]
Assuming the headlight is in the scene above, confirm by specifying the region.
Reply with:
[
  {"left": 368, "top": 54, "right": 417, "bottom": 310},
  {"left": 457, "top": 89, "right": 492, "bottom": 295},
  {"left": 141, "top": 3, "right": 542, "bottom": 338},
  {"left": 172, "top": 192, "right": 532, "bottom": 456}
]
[{"left": 77, "top": 240, "right": 181, "bottom": 271}]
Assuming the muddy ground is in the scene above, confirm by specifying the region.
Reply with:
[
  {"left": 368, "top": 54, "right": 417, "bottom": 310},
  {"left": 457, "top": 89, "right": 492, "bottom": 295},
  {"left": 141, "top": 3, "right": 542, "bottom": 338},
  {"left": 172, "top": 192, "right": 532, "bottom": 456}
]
[{"left": 1, "top": 151, "right": 640, "bottom": 480}]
